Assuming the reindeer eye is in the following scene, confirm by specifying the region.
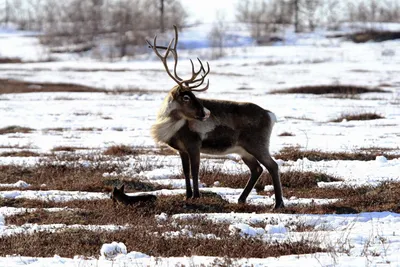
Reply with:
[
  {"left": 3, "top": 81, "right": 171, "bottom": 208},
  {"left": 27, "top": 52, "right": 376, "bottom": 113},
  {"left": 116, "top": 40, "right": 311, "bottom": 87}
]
[{"left": 182, "top": 95, "right": 191, "bottom": 102}]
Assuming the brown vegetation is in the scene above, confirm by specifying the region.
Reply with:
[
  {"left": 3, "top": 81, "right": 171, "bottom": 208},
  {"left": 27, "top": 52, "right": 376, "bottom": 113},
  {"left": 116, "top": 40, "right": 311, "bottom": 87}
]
[
  {"left": 350, "top": 31, "right": 400, "bottom": 43},
  {"left": 103, "top": 145, "right": 137, "bottom": 156},
  {"left": 281, "top": 182, "right": 400, "bottom": 214},
  {"left": 200, "top": 166, "right": 340, "bottom": 193},
  {"left": 1, "top": 180, "right": 398, "bottom": 258},
  {"left": 0, "top": 150, "right": 41, "bottom": 157},
  {"left": 0, "top": 163, "right": 166, "bottom": 192},
  {"left": 51, "top": 146, "right": 90, "bottom": 152},
  {"left": 0, "top": 225, "right": 324, "bottom": 258},
  {"left": 272, "top": 85, "right": 387, "bottom": 95},
  {"left": 330, "top": 112, "right": 384, "bottom": 122},
  {"left": 0, "top": 79, "right": 102, "bottom": 94},
  {"left": 0, "top": 58, "right": 22, "bottom": 64},
  {"left": 275, "top": 146, "right": 399, "bottom": 161},
  {"left": 278, "top": 132, "right": 295, "bottom": 137},
  {"left": 77, "top": 127, "right": 102, "bottom": 131},
  {"left": 0, "top": 125, "right": 34, "bottom": 135}
]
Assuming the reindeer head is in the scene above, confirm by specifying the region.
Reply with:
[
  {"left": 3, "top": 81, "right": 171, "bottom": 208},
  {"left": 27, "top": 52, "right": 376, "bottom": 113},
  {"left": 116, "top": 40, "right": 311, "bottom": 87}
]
[{"left": 147, "top": 25, "right": 211, "bottom": 121}]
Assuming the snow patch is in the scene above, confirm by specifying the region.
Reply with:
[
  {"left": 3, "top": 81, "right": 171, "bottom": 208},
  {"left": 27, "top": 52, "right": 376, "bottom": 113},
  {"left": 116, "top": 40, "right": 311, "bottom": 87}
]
[{"left": 100, "top": 242, "right": 127, "bottom": 260}]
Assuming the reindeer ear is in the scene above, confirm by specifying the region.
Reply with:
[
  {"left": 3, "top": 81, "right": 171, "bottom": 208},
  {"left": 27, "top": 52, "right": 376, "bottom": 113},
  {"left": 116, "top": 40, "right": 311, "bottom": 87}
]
[{"left": 120, "top": 184, "right": 125, "bottom": 192}]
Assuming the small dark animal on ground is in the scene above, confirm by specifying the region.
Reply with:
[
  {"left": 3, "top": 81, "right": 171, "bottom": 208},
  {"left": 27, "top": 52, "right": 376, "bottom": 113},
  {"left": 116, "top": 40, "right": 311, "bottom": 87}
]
[{"left": 111, "top": 185, "right": 157, "bottom": 205}]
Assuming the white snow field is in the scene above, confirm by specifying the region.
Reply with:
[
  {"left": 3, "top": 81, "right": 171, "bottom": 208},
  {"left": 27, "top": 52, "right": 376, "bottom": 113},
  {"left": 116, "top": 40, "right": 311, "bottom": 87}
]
[{"left": 0, "top": 24, "right": 400, "bottom": 266}]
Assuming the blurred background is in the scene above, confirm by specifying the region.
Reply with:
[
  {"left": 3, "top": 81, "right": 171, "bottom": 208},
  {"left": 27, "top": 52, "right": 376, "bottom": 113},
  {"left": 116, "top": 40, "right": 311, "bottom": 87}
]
[{"left": 0, "top": 0, "right": 399, "bottom": 62}]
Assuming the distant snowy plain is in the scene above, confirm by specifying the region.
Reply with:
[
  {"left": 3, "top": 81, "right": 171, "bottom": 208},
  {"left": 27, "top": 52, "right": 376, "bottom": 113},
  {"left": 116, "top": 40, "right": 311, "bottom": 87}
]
[{"left": 0, "top": 24, "right": 400, "bottom": 266}]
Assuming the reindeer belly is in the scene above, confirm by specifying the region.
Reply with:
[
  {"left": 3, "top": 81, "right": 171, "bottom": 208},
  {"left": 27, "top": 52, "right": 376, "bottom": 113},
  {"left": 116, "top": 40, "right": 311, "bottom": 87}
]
[{"left": 200, "top": 126, "right": 238, "bottom": 155}]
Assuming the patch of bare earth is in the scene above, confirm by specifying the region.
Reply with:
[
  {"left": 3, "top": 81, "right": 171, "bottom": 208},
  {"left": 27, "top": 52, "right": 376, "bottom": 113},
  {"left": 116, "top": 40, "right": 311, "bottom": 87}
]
[{"left": 272, "top": 85, "right": 388, "bottom": 95}]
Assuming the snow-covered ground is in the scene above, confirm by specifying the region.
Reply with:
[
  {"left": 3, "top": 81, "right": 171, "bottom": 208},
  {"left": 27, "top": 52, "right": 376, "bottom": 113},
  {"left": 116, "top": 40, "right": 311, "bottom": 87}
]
[{"left": 0, "top": 24, "right": 400, "bottom": 266}]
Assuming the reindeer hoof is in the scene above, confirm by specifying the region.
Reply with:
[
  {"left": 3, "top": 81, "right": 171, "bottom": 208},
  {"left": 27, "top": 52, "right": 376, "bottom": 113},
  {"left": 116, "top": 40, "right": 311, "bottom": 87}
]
[
  {"left": 238, "top": 198, "right": 246, "bottom": 204},
  {"left": 192, "top": 193, "right": 201, "bottom": 199},
  {"left": 273, "top": 202, "right": 285, "bottom": 210}
]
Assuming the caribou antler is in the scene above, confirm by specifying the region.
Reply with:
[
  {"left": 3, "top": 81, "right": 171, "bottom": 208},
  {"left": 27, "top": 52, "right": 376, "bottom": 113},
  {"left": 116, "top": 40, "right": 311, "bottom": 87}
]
[{"left": 146, "top": 25, "right": 210, "bottom": 92}]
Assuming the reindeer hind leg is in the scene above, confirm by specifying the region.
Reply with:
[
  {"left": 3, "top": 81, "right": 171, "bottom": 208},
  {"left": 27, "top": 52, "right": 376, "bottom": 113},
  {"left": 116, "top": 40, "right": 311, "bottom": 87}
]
[{"left": 238, "top": 154, "right": 263, "bottom": 204}]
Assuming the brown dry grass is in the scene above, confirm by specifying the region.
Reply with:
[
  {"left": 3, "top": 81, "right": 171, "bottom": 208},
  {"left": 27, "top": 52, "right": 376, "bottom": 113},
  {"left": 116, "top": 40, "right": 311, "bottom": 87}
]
[
  {"left": 0, "top": 125, "right": 34, "bottom": 134},
  {"left": 278, "top": 132, "right": 295, "bottom": 137},
  {"left": 0, "top": 150, "right": 41, "bottom": 157},
  {"left": 103, "top": 145, "right": 137, "bottom": 156},
  {"left": 43, "top": 127, "right": 68, "bottom": 132},
  {"left": 4, "top": 194, "right": 271, "bottom": 226},
  {"left": 350, "top": 31, "right": 400, "bottom": 43},
  {"left": 3, "top": 179, "right": 400, "bottom": 218},
  {"left": 0, "top": 58, "right": 23, "bottom": 63},
  {"left": 51, "top": 146, "right": 90, "bottom": 152},
  {"left": 0, "top": 163, "right": 166, "bottom": 192},
  {"left": 103, "top": 145, "right": 177, "bottom": 157},
  {"left": 199, "top": 165, "right": 340, "bottom": 192},
  {"left": 330, "top": 112, "right": 384, "bottom": 122},
  {"left": 3, "top": 181, "right": 399, "bottom": 257},
  {"left": 275, "top": 146, "right": 399, "bottom": 161},
  {"left": 272, "top": 85, "right": 387, "bottom": 95},
  {"left": 0, "top": 79, "right": 102, "bottom": 94},
  {"left": 77, "top": 127, "right": 102, "bottom": 131},
  {"left": 0, "top": 78, "right": 162, "bottom": 95},
  {"left": 0, "top": 226, "right": 324, "bottom": 258},
  {"left": 280, "top": 182, "right": 400, "bottom": 214}
]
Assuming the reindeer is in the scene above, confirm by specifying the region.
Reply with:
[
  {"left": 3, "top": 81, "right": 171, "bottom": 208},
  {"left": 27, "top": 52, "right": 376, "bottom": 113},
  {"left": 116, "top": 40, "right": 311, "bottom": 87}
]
[{"left": 146, "top": 26, "right": 284, "bottom": 209}]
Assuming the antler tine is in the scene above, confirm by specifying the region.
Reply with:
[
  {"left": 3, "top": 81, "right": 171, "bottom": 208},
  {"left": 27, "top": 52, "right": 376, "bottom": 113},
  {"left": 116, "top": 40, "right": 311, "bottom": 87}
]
[
  {"left": 147, "top": 34, "right": 183, "bottom": 85},
  {"left": 181, "top": 60, "right": 210, "bottom": 91},
  {"left": 147, "top": 25, "right": 211, "bottom": 91},
  {"left": 171, "top": 25, "right": 185, "bottom": 82},
  {"left": 189, "top": 60, "right": 210, "bottom": 84},
  {"left": 190, "top": 79, "right": 209, "bottom": 92},
  {"left": 147, "top": 26, "right": 184, "bottom": 82},
  {"left": 178, "top": 59, "right": 204, "bottom": 89}
]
